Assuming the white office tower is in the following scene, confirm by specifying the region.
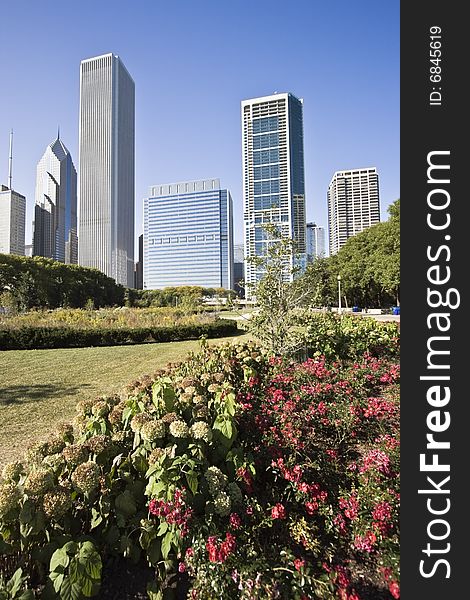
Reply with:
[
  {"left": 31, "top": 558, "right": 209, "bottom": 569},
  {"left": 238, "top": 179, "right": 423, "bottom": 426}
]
[
  {"left": 78, "top": 53, "right": 135, "bottom": 287},
  {"left": 0, "top": 185, "right": 25, "bottom": 255},
  {"left": 241, "top": 93, "right": 306, "bottom": 299},
  {"left": 327, "top": 167, "right": 380, "bottom": 255},
  {"left": 0, "top": 131, "right": 25, "bottom": 256},
  {"left": 33, "top": 135, "right": 77, "bottom": 263},
  {"left": 306, "top": 223, "right": 326, "bottom": 261}
]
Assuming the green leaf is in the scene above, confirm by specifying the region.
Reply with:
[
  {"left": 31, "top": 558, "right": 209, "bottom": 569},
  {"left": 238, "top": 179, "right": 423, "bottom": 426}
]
[
  {"left": 115, "top": 490, "right": 137, "bottom": 517},
  {"left": 224, "top": 392, "right": 237, "bottom": 416},
  {"left": 212, "top": 415, "right": 237, "bottom": 447},
  {"left": 157, "top": 521, "right": 168, "bottom": 536},
  {"left": 50, "top": 548, "right": 69, "bottom": 573},
  {"left": 185, "top": 471, "right": 198, "bottom": 495},
  {"left": 90, "top": 508, "right": 103, "bottom": 530},
  {"left": 146, "top": 580, "right": 163, "bottom": 600},
  {"left": 146, "top": 539, "right": 161, "bottom": 565},
  {"left": 161, "top": 531, "right": 173, "bottom": 560},
  {"left": 6, "top": 568, "right": 23, "bottom": 596}
]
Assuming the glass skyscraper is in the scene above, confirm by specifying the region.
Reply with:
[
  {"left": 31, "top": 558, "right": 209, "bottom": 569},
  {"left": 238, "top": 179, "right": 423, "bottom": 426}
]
[
  {"left": 143, "top": 179, "right": 234, "bottom": 290},
  {"left": 32, "top": 135, "right": 77, "bottom": 264},
  {"left": 241, "top": 93, "right": 306, "bottom": 298},
  {"left": 306, "top": 223, "right": 326, "bottom": 261},
  {"left": 78, "top": 53, "right": 135, "bottom": 287}
]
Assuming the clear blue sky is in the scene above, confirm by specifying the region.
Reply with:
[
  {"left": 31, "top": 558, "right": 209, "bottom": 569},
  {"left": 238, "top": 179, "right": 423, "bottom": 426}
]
[{"left": 0, "top": 0, "right": 399, "bottom": 250}]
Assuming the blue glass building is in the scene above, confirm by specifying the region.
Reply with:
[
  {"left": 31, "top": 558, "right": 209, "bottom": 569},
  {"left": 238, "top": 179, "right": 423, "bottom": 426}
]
[
  {"left": 241, "top": 93, "right": 306, "bottom": 298},
  {"left": 143, "top": 179, "right": 234, "bottom": 290}
]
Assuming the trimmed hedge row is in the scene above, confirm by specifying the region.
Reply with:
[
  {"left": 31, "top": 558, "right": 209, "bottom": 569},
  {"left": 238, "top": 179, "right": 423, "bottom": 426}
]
[{"left": 0, "top": 320, "right": 238, "bottom": 350}]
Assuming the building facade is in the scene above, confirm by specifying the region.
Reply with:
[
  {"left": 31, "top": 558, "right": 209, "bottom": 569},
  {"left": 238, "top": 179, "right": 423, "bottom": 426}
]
[
  {"left": 327, "top": 167, "right": 380, "bottom": 255},
  {"left": 0, "top": 185, "right": 25, "bottom": 255},
  {"left": 32, "top": 136, "right": 77, "bottom": 263},
  {"left": 233, "top": 243, "right": 245, "bottom": 297},
  {"left": 143, "top": 179, "right": 234, "bottom": 290},
  {"left": 306, "top": 223, "right": 326, "bottom": 261},
  {"left": 241, "top": 93, "right": 306, "bottom": 298},
  {"left": 78, "top": 53, "right": 135, "bottom": 287}
]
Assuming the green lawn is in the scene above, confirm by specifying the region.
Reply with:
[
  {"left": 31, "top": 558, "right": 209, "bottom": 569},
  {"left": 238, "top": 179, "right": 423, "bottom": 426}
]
[{"left": 0, "top": 334, "right": 248, "bottom": 468}]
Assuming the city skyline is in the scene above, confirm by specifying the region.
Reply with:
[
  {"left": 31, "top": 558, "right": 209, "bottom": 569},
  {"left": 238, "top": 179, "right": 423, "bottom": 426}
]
[{"left": 0, "top": 1, "right": 399, "bottom": 253}]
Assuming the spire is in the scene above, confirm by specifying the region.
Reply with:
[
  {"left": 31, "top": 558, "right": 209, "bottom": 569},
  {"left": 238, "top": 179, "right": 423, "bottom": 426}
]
[
  {"left": 8, "top": 129, "right": 13, "bottom": 190},
  {"left": 57, "top": 125, "right": 60, "bottom": 140}
]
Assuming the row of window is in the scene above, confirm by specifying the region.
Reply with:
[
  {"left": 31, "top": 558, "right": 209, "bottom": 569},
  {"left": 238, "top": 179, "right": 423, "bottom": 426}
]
[
  {"left": 252, "top": 116, "right": 279, "bottom": 134},
  {"left": 254, "top": 180, "right": 280, "bottom": 195},
  {"left": 253, "top": 149, "right": 279, "bottom": 165},
  {"left": 253, "top": 133, "right": 279, "bottom": 150},
  {"left": 148, "top": 234, "right": 219, "bottom": 245},
  {"left": 254, "top": 164, "right": 279, "bottom": 180}
]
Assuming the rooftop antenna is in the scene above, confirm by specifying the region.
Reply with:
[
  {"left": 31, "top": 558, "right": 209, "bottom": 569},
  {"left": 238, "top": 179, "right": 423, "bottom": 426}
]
[
  {"left": 8, "top": 129, "right": 13, "bottom": 190},
  {"left": 57, "top": 125, "right": 60, "bottom": 140}
]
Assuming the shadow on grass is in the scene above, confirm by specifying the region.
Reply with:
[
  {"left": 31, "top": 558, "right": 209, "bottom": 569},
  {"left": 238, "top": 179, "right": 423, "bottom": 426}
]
[{"left": 0, "top": 383, "right": 91, "bottom": 406}]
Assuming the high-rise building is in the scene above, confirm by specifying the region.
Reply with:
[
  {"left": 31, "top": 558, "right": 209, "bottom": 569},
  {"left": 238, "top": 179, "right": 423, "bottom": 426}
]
[
  {"left": 306, "top": 223, "right": 326, "bottom": 261},
  {"left": 233, "top": 243, "right": 245, "bottom": 297},
  {"left": 144, "top": 179, "right": 234, "bottom": 290},
  {"left": 32, "top": 135, "right": 77, "bottom": 263},
  {"left": 78, "top": 53, "right": 135, "bottom": 287},
  {"left": 134, "top": 234, "right": 143, "bottom": 290},
  {"left": 241, "top": 92, "right": 306, "bottom": 298},
  {"left": 0, "top": 185, "right": 25, "bottom": 255},
  {"left": 327, "top": 167, "right": 380, "bottom": 255}
]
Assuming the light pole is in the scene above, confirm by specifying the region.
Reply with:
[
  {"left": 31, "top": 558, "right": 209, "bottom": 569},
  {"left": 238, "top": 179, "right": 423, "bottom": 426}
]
[{"left": 337, "top": 274, "right": 342, "bottom": 314}]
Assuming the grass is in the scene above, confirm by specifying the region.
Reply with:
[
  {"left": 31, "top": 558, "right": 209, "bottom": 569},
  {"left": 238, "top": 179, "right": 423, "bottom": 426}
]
[{"left": 0, "top": 333, "right": 249, "bottom": 468}]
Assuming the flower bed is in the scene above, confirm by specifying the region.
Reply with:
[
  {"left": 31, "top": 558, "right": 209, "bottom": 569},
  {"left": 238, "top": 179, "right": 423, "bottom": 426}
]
[{"left": 0, "top": 341, "right": 399, "bottom": 599}]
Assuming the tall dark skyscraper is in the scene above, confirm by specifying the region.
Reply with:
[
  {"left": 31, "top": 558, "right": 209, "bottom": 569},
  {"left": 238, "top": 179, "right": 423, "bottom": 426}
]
[
  {"left": 241, "top": 93, "right": 306, "bottom": 298},
  {"left": 78, "top": 53, "right": 135, "bottom": 287},
  {"left": 33, "top": 135, "right": 77, "bottom": 263}
]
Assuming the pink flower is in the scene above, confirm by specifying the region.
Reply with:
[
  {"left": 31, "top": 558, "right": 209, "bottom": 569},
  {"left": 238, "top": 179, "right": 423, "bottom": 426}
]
[
  {"left": 389, "top": 581, "right": 400, "bottom": 599},
  {"left": 229, "top": 512, "right": 241, "bottom": 529},
  {"left": 294, "top": 558, "right": 305, "bottom": 571},
  {"left": 305, "top": 501, "right": 318, "bottom": 515},
  {"left": 185, "top": 547, "right": 194, "bottom": 558},
  {"left": 271, "top": 503, "right": 286, "bottom": 519},
  {"left": 178, "top": 562, "right": 186, "bottom": 573}
]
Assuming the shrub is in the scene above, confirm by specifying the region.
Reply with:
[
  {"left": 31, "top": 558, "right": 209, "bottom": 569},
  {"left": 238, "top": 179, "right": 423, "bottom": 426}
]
[
  {"left": 0, "top": 339, "right": 400, "bottom": 599},
  {"left": 302, "top": 313, "right": 400, "bottom": 360},
  {"left": 0, "top": 320, "right": 238, "bottom": 350}
]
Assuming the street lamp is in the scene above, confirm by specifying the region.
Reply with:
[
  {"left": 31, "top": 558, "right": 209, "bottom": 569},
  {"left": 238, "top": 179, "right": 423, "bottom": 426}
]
[{"left": 337, "top": 274, "right": 342, "bottom": 314}]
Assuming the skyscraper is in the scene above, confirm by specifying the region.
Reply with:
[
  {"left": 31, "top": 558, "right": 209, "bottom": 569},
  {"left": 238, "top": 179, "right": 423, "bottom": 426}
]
[
  {"left": 143, "top": 179, "right": 234, "bottom": 290},
  {"left": 0, "top": 131, "right": 25, "bottom": 256},
  {"left": 241, "top": 93, "right": 306, "bottom": 298},
  {"left": 0, "top": 185, "right": 25, "bottom": 256},
  {"left": 32, "top": 135, "right": 77, "bottom": 263},
  {"left": 306, "top": 223, "right": 326, "bottom": 261},
  {"left": 327, "top": 167, "right": 380, "bottom": 255},
  {"left": 78, "top": 53, "right": 135, "bottom": 287}
]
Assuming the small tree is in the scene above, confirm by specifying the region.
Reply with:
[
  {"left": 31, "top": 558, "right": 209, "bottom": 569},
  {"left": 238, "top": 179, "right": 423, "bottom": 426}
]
[{"left": 248, "top": 225, "right": 313, "bottom": 356}]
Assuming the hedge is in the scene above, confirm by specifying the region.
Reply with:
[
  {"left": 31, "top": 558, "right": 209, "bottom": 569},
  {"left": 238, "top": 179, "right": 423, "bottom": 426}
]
[{"left": 0, "top": 320, "right": 238, "bottom": 350}]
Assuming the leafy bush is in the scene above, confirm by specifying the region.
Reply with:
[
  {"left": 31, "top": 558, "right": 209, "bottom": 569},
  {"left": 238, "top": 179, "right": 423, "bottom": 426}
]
[
  {"left": 0, "top": 339, "right": 400, "bottom": 599},
  {"left": 0, "top": 320, "right": 238, "bottom": 350},
  {"left": 0, "top": 254, "right": 124, "bottom": 311},
  {"left": 302, "top": 313, "right": 399, "bottom": 360}
]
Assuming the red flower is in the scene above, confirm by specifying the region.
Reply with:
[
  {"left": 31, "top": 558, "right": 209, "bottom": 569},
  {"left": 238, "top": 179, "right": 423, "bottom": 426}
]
[
  {"left": 389, "top": 581, "right": 400, "bottom": 599},
  {"left": 229, "top": 512, "right": 241, "bottom": 529},
  {"left": 294, "top": 558, "right": 305, "bottom": 571},
  {"left": 271, "top": 503, "right": 286, "bottom": 519},
  {"left": 178, "top": 562, "right": 186, "bottom": 573}
]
